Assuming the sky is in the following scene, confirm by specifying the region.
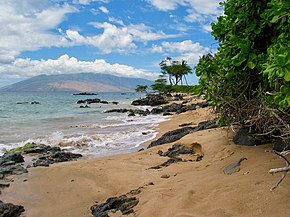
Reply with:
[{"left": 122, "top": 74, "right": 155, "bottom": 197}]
[{"left": 0, "top": 0, "right": 223, "bottom": 87}]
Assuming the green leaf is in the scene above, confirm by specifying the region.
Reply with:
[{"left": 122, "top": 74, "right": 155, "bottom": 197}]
[
  {"left": 271, "top": 15, "right": 279, "bottom": 23},
  {"left": 284, "top": 72, "right": 290, "bottom": 81},
  {"left": 247, "top": 61, "right": 256, "bottom": 69}
]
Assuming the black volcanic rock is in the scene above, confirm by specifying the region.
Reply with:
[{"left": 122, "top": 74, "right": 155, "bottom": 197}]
[
  {"left": 0, "top": 200, "right": 25, "bottom": 217},
  {"left": 233, "top": 127, "right": 271, "bottom": 146},
  {"left": 105, "top": 108, "right": 150, "bottom": 116},
  {"left": 131, "top": 94, "right": 167, "bottom": 106},
  {"left": 73, "top": 92, "right": 97, "bottom": 95},
  {"left": 0, "top": 153, "right": 27, "bottom": 179},
  {"left": 77, "top": 98, "right": 101, "bottom": 104},
  {"left": 148, "top": 119, "right": 218, "bottom": 148}
]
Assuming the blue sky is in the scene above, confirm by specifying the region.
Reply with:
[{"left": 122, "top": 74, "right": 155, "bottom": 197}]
[{"left": 0, "top": 0, "right": 223, "bottom": 87}]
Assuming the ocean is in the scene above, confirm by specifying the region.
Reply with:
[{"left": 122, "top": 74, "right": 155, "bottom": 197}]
[{"left": 0, "top": 92, "right": 166, "bottom": 157}]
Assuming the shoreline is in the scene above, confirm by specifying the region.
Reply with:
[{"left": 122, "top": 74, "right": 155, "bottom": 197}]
[{"left": 1, "top": 99, "right": 290, "bottom": 216}]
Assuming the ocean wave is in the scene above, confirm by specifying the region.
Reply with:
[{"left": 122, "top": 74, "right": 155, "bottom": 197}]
[
  {"left": 97, "top": 114, "right": 167, "bottom": 129},
  {"left": 0, "top": 127, "right": 158, "bottom": 157}
]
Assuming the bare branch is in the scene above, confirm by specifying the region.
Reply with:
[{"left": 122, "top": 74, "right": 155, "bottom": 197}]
[
  {"left": 270, "top": 172, "right": 287, "bottom": 191},
  {"left": 269, "top": 166, "right": 290, "bottom": 174},
  {"left": 269, "top": 151, "right": 290, "bottom": 190}
]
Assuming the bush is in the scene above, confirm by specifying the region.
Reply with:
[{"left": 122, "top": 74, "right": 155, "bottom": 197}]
[{"left": 195, "top": 0, "right": 290, "bottom": 138}]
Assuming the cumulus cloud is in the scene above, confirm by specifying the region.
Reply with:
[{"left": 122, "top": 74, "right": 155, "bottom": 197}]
[
  {"left": 65, "top": 22, "right": 182, "bottom": 54},
  {"left": 151, "top": 40, "right": 209, "bottom": 64},
  {"left": 0, "top": 55, "right": 157, "bottom": 80},
  {"left": 66, "top": 23, "right": 136, "bottom": 54},
  {"left": 0, "top": 0, "right": 76, "bottom": 63}
]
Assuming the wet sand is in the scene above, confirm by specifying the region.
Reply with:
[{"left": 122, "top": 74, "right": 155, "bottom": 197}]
[{"left": 1, "top": 106, "right": 290, "bottom": 217}]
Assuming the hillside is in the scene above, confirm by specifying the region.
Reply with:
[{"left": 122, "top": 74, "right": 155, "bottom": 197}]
[{"left": 0, "top": 73, "right": 153, "bottom": 92}]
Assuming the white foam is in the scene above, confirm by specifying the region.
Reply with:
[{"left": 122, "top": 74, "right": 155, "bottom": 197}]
[{"left": 0, "top": 125, "right": 159, "bottom": 157}]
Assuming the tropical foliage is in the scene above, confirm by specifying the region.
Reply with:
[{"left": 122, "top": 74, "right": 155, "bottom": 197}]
[
  {"left": 151, "top": 75, "right": 171, "bottom": 94},
  {"left": 160, "top": 57, "right": 192, "bottom": 85},
  {"left": 135, "top": 85, "right": 148, "bottom": 94},
  {"left": 195, "top": 0, "right": 290, "bottom": 137}
]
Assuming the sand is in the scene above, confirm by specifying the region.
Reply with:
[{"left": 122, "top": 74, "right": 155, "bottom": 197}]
[{"left": 1, "top": 106, "right": 290, "bottom": 217}]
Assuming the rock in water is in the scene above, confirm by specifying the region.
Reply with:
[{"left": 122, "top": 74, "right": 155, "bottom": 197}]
[{"left": 223, "top": 158, "right": 247, "bottom": 175}]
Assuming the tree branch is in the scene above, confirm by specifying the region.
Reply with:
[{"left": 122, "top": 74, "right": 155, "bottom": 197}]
[{"left": 269, "top": 151, "right": 290, "bottom": 191}]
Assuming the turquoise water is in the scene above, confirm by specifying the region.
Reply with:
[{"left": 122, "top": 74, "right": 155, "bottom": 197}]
[{"left": 0, "top": 92, "right": 166, "bottom": 156}]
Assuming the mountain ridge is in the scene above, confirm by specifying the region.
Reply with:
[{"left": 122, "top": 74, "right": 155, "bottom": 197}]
[{"left": 0, "top": 73, "right": 153, "bottom": 92}]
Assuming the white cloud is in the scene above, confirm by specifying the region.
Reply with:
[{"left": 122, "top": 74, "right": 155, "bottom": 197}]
[
  {"left": 99, "top": 6, "right": 109, "bottom": 14},
  {"left": 151, "top": 40, "right": 210, "bottom": 64},
  {"left": 0, "top": 0, "right": 76, "bottom": 63},
  {"left": 126, "top": 23, "right": 182, "bottom": 43},
  {"left": 75, "top": 0, "right": 110, "bottom": 4},
  {"left": 0, "top": 55, "right": 157, "bottom": 80},
  {"left": 65, "top": 22, "right": 181, "bottom": 54},
  {"left": 66, "top": 23, "right": 136, "bottom": 54},
  {"left": 202, "top": 24, "right": 212, "bottom": 32},
  {"left": 108, "top": 17, "right": 125, "bottom": 26},
  {"left": 146, "top": 0, "right": 184, "bottom": 11},
  {"left": 147, "top": 0, "right": 223, "bottom": 23},
  {"left": 151, "top": 45, "right": 164, "bottom": 53}
]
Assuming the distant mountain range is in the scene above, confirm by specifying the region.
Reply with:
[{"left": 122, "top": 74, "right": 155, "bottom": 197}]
[{"left": 0, "top": 73, "right": 153, "bottom": 92}]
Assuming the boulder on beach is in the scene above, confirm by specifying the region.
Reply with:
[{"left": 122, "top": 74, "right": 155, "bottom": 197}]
[
  {"left": 131, "top": 94, "right": 167, "bottom": 106},
  {"left": 0, "top": 200, "right": 25, "bottom": 217}
]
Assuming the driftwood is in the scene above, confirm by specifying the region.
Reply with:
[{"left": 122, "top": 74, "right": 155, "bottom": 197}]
[{"left": 268, "top": 151, "right": 290, "bottom": 191}]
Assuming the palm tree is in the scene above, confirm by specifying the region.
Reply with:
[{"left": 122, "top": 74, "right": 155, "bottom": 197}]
[{"left": 159, "top": 57, "right": 192, "bottom": 85}]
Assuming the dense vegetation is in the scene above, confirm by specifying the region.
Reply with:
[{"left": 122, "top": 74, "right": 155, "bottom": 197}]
[{"left": 195, "top": 0, "right": 290, "bottom": 140}]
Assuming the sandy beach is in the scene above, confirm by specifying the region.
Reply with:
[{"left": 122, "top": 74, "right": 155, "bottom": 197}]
[{"left": 1, "top": 104, "right": 290, "bottom": 217}]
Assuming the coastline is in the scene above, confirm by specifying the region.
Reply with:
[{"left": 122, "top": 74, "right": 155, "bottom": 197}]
[{"left": 1, "top": 101, "right": 290, "bottom": 216}]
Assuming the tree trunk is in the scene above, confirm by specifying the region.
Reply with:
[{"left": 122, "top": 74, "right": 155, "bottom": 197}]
[{"left": 184, "top": 75, "right": 189, "bottom": 86}]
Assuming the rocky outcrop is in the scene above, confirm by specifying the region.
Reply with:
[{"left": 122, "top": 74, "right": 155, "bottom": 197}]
[
  {"left": 233, "top": 127, "right": 271, "bottom": 146},
  {"left": 148, "top": 127, "right": 194, "bottom": 148},
  {"left": 150, "top": 101, "right": 208, "bottom": 115},
  {"left": 77, "top": 98, "right": 118, "bottom": 105},
  {"left": 77, "top": 98, "right": 101, "bottom": 104},
  {"left": 105, "top": 109, "right": 150, "bottom": 116},
  {"left": 149, "top": 144, "right": 202, "bottom": 169},
  {"left": 131, "top": 94, "right": 167, "bottom": 106},
  {"left": 90, "top": 185, "right": 152, "bottom": 217},
  {"left": 0, "top": 200, "right": 25, "bottom": 217},
  {"left": 73, "top": 92, "right": 97, "bottom": 95},
  {"left": 158, "top": 144, "right": 195, "bottom": 158},
  {"left": 0, "top": 153, "right": 24, "bottom": 165},
  {"left": 5, "top": 143, "right": 82, "bottom": 168},
  {"left": 0, "top": 153, "right": 27, "bottom": 179},
  {"left": 148, "top": 119, "right": 217, "bottom": 148},
  {"left": 33, "top": 151, "right": 82, "bottom": 167},
  {"left": 151, "top": 103, "right": 183, "bottom": 114}
]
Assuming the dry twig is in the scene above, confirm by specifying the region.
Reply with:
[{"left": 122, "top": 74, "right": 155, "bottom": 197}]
[{"left": 269, "top": 151, "right": 290, "bottom": 191}]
